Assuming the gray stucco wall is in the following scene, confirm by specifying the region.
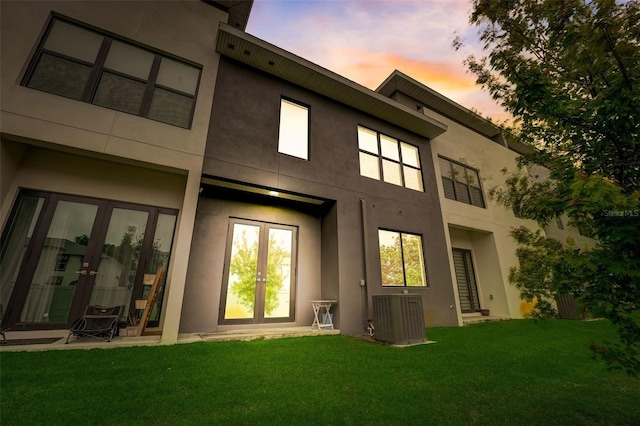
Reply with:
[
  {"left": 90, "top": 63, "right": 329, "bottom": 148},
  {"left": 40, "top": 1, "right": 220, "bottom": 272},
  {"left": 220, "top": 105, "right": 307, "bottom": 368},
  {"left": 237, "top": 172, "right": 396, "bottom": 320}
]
[{"left": 183, "top": 57, "right": 458, "bottom": 334}]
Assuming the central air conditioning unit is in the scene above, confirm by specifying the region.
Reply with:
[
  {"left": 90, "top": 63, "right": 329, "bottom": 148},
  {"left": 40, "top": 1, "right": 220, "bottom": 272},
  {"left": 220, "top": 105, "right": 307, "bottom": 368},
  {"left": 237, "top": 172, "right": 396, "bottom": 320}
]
[{"left": 372, "top": 294, "right": 426, "bottom": 345}]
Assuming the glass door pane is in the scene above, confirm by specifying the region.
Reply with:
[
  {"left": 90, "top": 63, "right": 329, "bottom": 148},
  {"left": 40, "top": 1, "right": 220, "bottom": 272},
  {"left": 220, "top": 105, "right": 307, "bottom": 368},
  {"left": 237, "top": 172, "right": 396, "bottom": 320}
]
[
  {"left": 224, "top": 223, "right": 260, "bottom": 320},
  {"left": 145, "top": 213, "right": 177, "bottom": 323},
  {"left": 264, "top": 228, "right": 293, "bottom": 319},
  {"left": 0, "top": 196, "right": 45, "bottom": 317},
  {"left": 20, "top": 201, "right": 98, "bottom": 323},
  {"left": 89, "top": 208, "right": 149, "bottom": 321}
]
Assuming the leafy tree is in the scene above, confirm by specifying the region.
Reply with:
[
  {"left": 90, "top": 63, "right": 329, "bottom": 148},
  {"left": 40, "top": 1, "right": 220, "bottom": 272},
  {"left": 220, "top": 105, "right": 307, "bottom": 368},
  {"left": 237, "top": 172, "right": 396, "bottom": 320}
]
[{"left": 457, "top": 0, "right": 640, "bottom": 374}]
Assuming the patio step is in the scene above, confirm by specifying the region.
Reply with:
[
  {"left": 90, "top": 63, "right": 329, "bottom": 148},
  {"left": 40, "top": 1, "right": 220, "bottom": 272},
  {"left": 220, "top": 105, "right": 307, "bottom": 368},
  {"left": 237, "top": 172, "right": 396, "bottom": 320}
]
[
  {"left": 198, "top": 327, "right": 340, "bottom": 342},
  {"left": 462, "top": 315, "right": 508, "bottom": 326}
]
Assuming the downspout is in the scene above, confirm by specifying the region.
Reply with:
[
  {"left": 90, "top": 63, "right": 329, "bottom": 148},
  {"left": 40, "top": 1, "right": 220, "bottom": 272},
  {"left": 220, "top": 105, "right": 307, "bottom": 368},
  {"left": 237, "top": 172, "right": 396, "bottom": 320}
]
[{"left": 360, "top": 198, "right": 374, "bottom": 335}]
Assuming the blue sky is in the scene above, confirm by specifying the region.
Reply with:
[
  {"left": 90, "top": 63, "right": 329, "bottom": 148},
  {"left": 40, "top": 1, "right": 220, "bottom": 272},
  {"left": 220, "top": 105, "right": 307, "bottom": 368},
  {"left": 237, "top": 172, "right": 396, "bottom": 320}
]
[{"left": 246, "top": 0, "right": 508, "bottom": 121}]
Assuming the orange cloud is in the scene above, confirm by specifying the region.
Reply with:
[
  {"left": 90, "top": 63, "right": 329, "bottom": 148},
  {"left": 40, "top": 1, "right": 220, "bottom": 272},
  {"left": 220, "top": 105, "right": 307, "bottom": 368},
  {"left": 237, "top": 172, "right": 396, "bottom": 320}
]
[{"left": 332, "top": 49, "right": 477, "bottom": 93}]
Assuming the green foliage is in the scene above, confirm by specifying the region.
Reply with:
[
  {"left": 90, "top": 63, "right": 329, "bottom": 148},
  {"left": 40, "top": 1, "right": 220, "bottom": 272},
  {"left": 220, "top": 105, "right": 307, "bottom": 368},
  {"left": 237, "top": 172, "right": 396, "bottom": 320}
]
[
  {"left": 228, "top": 230, "right": 287, "bottom": 315},
  {"left": 461, "top": 0, "right": 640, "bottom": 374},
  {"left": 508, "top": 227, "right": 576, "bottom": 320},
  {"left": 379, "top": 232, "right": 425, "bottom": 286}
]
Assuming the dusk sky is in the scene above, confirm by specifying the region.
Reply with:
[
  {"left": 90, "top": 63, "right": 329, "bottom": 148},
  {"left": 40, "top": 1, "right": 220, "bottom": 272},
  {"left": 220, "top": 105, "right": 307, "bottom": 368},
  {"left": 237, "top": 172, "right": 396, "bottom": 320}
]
[{"left": 246, "top": 0, "right": 510, "bottom": 122}]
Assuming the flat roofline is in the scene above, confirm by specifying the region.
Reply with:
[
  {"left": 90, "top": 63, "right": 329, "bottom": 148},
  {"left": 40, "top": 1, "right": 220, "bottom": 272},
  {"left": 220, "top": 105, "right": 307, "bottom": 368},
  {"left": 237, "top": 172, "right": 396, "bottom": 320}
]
[{"left": 216, "top": 24, "right": 447, "bottom": 139}]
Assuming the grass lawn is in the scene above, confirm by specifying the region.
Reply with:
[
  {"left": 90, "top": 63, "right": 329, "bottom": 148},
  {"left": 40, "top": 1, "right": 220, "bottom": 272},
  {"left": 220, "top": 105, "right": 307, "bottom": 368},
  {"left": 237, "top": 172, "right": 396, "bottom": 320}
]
[{"left": 1, "top": 319, "right": 638, "bottom": 425}]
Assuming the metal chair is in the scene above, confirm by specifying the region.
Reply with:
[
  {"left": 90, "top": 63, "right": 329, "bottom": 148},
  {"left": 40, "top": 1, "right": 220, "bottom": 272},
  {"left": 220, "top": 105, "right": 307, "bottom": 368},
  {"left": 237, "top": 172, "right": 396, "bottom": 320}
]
[{"left": 66, "top": 305, "right": 124, "bottom": 344}]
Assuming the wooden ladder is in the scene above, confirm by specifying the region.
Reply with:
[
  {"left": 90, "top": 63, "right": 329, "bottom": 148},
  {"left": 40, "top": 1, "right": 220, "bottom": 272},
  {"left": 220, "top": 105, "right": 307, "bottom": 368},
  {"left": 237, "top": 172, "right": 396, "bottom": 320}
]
[{"left": 136, "top": 267, "right": 164, "bottom": 337}]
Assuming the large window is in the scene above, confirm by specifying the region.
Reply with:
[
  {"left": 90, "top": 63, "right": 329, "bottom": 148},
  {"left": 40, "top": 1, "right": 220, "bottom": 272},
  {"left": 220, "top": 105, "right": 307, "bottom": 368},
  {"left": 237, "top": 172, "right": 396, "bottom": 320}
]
[
  {"left": 378, "top": 229, "right": 427, "bottom": 287},
  {"left": 358, "top": 126, "right": 423, "bottom": 191},
  {"left": 438, "top": 156, "right": 485, "bottom": 208},
  {"left": 278, "top": 98, "right": 309, "bottom": 160},
  {"left": 23, "top": 17, "right": 201, "bottom": 129}
]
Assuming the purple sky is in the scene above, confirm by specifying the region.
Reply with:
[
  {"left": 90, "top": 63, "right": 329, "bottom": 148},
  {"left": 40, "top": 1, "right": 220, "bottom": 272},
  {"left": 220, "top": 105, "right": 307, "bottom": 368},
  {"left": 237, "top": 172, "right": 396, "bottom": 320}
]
[{"left": 246, "top": 0, "right": 509, "bottom": 122}]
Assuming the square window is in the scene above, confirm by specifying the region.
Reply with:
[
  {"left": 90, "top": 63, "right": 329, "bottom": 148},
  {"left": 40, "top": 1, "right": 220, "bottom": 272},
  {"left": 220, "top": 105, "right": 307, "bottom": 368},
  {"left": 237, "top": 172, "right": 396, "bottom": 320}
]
[
  {"left": 156, "top": 58, "right": 200, "bottom": 95},
  {"left": 27, "top": 53, "right": 92, "bottom": 100},
  {"left": 379, "top": 229, "right": 427, "bottom": 287},
  {"left": 358, "top": 126, "right": 423, "bottom": 191},
  {"left": 148, "top": 87, "right": 193, "bottom": 128},
  {"left": 93, "top": 72, "right": 146, "bottom": 115},
  {"left": 438, "top": 156, "right": 485, "bottom": 208},
  {"left": 278, "top": 99, "right": 309, "bottom": 160}
]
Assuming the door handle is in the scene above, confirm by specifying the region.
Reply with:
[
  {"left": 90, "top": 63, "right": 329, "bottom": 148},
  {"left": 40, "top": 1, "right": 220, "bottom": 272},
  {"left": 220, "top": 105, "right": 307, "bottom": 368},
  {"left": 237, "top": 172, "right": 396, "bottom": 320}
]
[{"left": 75, "top": 270, "right": 87, "bottom": 275}]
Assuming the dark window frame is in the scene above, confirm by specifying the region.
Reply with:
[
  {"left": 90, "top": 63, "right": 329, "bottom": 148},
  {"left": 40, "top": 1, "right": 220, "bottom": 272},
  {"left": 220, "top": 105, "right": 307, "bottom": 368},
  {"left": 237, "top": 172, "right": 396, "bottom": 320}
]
[
  {"left": 438, "top": 156, "right": 486, "bottom": 208},
  {"left": 358, "top": 126, "right": 424, "bottom": 192},
  {"left": 277, "top": 97, "right": 311, "bottom": 160},
  {"left": 21, "top": 14, "right": 202, "bottom": 129},
  {"left": 377, "top": 228, "right": 428, "bottom": 288}
]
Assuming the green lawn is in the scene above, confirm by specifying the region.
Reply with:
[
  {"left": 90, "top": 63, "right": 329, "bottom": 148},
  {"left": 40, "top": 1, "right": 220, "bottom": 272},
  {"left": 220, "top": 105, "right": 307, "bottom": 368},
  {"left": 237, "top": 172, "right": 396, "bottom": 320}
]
[{"left": 1, "top": 320, "right": 638, "bottom": 425}]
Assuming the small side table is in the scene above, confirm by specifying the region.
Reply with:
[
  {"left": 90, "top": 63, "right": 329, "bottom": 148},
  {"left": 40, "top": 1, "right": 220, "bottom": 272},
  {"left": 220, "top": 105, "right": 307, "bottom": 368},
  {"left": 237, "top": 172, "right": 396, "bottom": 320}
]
[{"left": 311, "top": 300, "right": 337, "bottom": 330}]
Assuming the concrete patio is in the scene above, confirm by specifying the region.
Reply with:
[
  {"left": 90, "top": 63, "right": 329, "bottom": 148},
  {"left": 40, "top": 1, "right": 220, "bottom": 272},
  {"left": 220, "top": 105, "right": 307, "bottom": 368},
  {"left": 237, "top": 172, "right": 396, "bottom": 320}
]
[{"left": 0, "top": 327, "right": 341, "bottom": 352}]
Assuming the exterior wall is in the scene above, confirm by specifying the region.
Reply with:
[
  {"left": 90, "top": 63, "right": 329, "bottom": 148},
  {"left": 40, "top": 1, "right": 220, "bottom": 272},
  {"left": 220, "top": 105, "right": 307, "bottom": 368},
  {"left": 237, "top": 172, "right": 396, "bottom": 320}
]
[
  {"left": 181, "top": 194, "right": 323, "bottom": 332},
  {"left": 184, "top": 58, "right": 459, "bottom": 335},
  {"left": 0, "top": 0, "right": 230, "bottom": 343},
  {"left": 414, "top": 106, "right": 541, "bottom": 324}
]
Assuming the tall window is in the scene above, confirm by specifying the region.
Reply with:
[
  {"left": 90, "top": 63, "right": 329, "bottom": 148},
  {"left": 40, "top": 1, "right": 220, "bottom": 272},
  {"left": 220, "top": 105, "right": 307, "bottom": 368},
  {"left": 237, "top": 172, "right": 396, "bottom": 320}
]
[
  {"left": 438, "top": 156, "right": 485, "bottom": 208},
  {"left": 278, "top": 98, "right": 309, "bottom": 160},
  {"left": 378, "top": 229, "right": 427, "bottom": 287},
  {"left": 358, "top": 126, "right": 423, "bottom": 191},
  {"left": 23, "top": 17, "right": 201, "bottom": 129}
]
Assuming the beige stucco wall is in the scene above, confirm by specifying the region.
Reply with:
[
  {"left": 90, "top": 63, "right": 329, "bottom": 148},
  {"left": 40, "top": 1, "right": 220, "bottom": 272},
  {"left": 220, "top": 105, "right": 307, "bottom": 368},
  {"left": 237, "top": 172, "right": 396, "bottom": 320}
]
[
  {"left": 0, "top": 0, "right": 229, "bottom": 343},
  {"left": 426, "top": 109, "right": 541, "bottom": 324}
]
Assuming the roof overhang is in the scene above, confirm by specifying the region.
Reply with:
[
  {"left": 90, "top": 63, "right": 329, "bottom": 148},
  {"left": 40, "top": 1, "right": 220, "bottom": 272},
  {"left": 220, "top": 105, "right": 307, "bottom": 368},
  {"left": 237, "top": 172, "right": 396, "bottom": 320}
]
[
  {"left": 376, "top": 70, "right": 502, "bottom": 140},
  {"left": 216, "top": 24, "right": 447, "bottom": 139},
  {"left": 204, "top": 1, "right": 253, "bottom": 31}
]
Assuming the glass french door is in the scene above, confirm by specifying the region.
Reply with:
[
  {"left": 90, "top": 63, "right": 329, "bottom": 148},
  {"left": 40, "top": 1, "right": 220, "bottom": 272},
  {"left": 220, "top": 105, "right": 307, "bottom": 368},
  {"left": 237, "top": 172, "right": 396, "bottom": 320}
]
[
  {"left": 452, "top": 248, "right": 481, "bottom": 313},
  {"left": 0, "top": 190, "right": 176, "bottom": 330},
  {"left": 220, "top": 219, "right": 297, "bottom": 324}
]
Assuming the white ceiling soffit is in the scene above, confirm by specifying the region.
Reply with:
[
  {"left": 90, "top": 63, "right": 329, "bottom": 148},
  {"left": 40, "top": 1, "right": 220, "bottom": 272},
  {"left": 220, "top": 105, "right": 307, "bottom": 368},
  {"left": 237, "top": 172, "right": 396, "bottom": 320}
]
[
  {"left": 216, "top": 24, "right": 447, "bottom": 140},
  {"left": 201, "top": 177, "right": 327, "bottom": 206}
]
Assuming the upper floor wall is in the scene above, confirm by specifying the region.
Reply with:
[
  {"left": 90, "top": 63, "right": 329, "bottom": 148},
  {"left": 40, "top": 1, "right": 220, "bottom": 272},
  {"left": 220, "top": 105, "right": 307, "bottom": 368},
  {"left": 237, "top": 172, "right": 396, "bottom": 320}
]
[
  {"left": 205, "top": 57, "right": 444, "bottom": 209},
  {"left": 0, "top": 0, "right": 229, "bottom": 172}
]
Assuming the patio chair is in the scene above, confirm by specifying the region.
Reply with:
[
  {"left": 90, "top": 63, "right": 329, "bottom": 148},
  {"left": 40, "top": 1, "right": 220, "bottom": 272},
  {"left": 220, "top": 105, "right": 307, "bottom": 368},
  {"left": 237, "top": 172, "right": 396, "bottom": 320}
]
[{"left": 66, "top": 305, "right": 124, "bottom": 344}]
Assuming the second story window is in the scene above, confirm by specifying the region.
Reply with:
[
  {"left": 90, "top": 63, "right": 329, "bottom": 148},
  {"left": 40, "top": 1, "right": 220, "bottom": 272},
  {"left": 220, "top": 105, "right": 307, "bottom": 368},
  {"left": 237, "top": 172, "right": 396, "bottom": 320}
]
[
  {"left": 23, "top": 17, "right": 201, "bottom": 129},
  {"left": 438, "top": 156, "right": 485, "bottom": 208},
  {"left": 278, "top": 98, "right": 309, "bottom": 160},
  {"left": 358, "top": 126, "right": 423, "bottom": 192}
]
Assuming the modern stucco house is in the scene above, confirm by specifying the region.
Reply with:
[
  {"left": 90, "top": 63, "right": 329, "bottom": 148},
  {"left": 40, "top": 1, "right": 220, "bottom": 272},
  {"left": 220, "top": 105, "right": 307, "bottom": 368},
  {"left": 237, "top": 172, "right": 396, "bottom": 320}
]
[{"left": 1, "top": 0, "right": 584, "bottom": 346}]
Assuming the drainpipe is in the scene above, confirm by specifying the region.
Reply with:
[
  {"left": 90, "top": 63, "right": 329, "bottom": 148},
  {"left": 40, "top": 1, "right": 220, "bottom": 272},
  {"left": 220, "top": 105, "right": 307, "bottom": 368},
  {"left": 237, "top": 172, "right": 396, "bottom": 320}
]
[{"left": 360, "top": 198, "right": 373, "bottom": 335}]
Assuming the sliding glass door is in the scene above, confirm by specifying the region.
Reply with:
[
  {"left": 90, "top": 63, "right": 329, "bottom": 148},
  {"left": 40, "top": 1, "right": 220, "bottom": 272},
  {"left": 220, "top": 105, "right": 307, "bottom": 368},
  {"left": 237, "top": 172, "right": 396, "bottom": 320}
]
[{"left": 0, "top": 190, "right": 176, "bottom": 330}]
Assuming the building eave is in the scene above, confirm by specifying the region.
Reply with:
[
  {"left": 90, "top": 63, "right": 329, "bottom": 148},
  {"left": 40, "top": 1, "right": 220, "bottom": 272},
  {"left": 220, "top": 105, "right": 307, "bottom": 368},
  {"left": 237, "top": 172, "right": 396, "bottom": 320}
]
[
  {"left": 376, "top": 70, "right": 502, "bottom": 140},
  {"left": 205, "top": 1, "right": 253, "bottom": 31},
  {"left": 216, "top": 24, "right": 448, "bottom": 139}
]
